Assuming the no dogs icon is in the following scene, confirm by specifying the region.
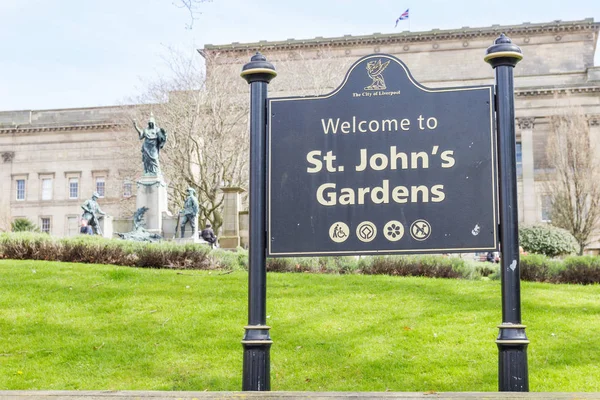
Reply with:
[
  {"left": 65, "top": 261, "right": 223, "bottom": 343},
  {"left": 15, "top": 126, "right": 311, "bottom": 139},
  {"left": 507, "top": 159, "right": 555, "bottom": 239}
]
[{"left": 410, "top": 220, "right": 431, "bottom": 241}]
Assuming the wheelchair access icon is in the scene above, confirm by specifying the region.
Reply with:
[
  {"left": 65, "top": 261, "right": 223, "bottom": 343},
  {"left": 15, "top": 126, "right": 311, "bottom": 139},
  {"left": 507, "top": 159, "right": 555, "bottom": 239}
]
[
  {"left": 410, "top": 219, "right": 431, "bottom": 241},
  {"left": 329, "top": 222, "right": 350, "bottom": 243}
]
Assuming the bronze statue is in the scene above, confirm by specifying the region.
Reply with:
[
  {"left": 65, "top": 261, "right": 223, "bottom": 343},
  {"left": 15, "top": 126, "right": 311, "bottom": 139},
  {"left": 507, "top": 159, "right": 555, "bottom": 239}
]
[
  {"left": 116, "top": 207, "right": 162, "bottom": 242},
  {"left": 133, "top": 114, "right": 167, "bottom": 176},
  {"left": 81, "top": 192, "right": 107, "bottom": 235},
  {"left": 180, "top": 187, "right": 200, "bottom": 238},
  {"left": 133, "top": 206, "right": 149, "bottom": 230}
]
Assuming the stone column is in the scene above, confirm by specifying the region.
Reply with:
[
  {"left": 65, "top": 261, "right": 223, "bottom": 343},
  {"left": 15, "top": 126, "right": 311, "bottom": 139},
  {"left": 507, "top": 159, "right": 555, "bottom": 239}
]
[
  {"left": 239, "top": 211, "right": 249, "bottom": 249},
  {"left": 518, "top": 118, "right": 536, "bottom": 224},
  {"left": 0, "top": 152, "right": 15, "bottom": 231},
  {"left": 590, "top": 117, "right": 600, "bottom": 161},
  {"left": 136, "top": 175, "right": 169, "bottom": 236},
  {"left": 589, "top": 116, "right": 600, "bottom": 250},
  {"left": 219, "top": 187, "right": 245, "bottom": 249}
]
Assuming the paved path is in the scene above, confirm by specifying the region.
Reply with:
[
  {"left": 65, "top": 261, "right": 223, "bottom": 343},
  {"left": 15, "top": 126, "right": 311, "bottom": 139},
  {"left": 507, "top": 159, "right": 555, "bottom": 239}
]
[{"left": 1, "top": 392, "right": 599, "bottom": 400}]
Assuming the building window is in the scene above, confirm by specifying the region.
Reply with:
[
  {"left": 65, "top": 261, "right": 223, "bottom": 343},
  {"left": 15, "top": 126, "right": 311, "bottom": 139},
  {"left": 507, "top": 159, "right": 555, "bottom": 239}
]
[
  {"left": 123, "top": 181, "right": 133, "bottom": 198},
  {"left": 40, "top": 217, "right": 51, "bottom": 234},
  {"left": 41, "top": 178, "right": 53, "bottom": 200},
  {"left": 541, "top": 195, "right": 552, "bottom": 222},
  {"left": 16, "top": 179, "right": 26, "bottom": 200},
  {"left": 515, "top": 142, "right": 522, "bottom": 179},
  {"left": 69, "top": 178, "right": 79, "bottom": 199},
  {"left": 96, "top": 177, "right": 105, "bottom": 198}
]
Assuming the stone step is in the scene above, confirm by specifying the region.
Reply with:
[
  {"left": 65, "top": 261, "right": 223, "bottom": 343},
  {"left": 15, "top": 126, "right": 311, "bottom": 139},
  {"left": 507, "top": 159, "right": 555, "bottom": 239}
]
[{"left": 1, "top": 392, "right": 599, "bottom": 400}]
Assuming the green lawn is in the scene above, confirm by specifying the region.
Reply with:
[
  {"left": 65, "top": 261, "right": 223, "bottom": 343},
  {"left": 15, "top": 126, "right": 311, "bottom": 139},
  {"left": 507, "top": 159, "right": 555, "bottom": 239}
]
[{"left": 0, "top": 259, "right": 598, "bottom": 392}]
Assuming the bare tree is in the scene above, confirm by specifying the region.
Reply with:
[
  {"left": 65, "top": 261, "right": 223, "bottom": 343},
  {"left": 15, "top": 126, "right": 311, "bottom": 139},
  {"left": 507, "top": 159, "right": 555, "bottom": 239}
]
[
  {"left": 545, "top": 105, "right": 600, "bottom": 254},
  {"left": 125, "top": 49, "right": 249, "bottom": 234},
  {"left": 121, "top": 46, "right": 350, "bottom": 234},
  {"left": 271, "top": 47, "right": 351, "bottom": 96},
  {"left": 174, "top": 0, "right": 213, "bottom": 29}
]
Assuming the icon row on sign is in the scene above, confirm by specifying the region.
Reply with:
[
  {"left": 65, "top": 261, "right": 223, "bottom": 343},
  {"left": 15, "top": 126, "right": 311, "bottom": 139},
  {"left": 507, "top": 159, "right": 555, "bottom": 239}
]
[{"left": 329, "top": 220, "right": 431, "bottom": 243}]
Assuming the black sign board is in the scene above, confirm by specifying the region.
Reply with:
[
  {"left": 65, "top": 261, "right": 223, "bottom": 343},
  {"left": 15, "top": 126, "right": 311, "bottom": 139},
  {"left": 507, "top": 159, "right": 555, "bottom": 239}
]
[{"left": 267, "top": 54, "right": 497, "bottom": 256}]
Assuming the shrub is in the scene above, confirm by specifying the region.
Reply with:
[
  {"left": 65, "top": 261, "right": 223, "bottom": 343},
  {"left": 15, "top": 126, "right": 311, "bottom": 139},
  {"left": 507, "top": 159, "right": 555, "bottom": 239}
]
[
  {"left": 266, "top": 255, "right": 496, "bottom": 279},
  {"left": 0, "top": 232, "right": 213, "bottom": 270},
  {"left": 11, "top": 218, "right": 40, "bottom": 233},
  {"left": 333, "top": 256, "right": 361, "bottom": 274},
  {"left": 519, "top": 254, "right": 555, "bottom": 282},
  {"left": 519, "top": 225, "right": 579, "bottom": 257},
  {"left": 359, "top": 255, "right": 465, "bottom": 279},
  {"left": 210, "top": 248, "right": 244, "bottom": 271},
  {"left": 557, "top": 256, "right": 600, "bottom": 285},
  {"left": 236, "top": 247, "right": 249, "bottom": 271},
  {"left": 0, "top": 231, "right": 54, "bottom": 259},
  {"left": 267, "top": 257, "right": 322, "bottom": 273},
  {"left": 3, "top": 232, "right": 597, "bottom": 284},
  {"left": 471, "top": 261, "right": 498, "bottom": 279},
  {"left": 267, "top": 257, "right": 297, "bottom": 273},
  {"left": 59, "top": 235, "right": 132, "bottom": 265},
  {"left": 514, "top": 254, "right": 600, "bottom": 285}
]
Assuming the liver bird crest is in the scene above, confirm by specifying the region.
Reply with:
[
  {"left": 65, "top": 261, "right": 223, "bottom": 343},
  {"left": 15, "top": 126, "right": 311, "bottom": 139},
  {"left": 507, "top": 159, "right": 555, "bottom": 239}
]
[{"left": 364, "top": 59, "right": 391, "bottom": 90}]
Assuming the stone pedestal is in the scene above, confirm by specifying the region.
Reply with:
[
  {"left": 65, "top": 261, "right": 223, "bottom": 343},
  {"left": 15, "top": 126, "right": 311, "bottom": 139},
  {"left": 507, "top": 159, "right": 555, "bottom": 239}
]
[
  {"left": 174, "top": 236, "right": 208, "bottom": 245},
  {"left": 220, "top": 187, "right": 245, "bottom": 249},
  {"left": 112, "top": 218, "right": 133, "bottom": 235},
  {"left": 98, "top": 215, "right": 113, "bottom": 239},
  {"left": 162, "top": 214, "right": 178, "bottom": 240},
  {"left": 136, "top": 175, "right": 169, "bottom": 235}
]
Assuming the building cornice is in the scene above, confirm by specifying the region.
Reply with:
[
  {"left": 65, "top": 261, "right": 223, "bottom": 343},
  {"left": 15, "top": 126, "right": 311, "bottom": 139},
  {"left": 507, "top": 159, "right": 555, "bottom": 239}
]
[
  {"left": 202, "top": 18, "right": 598, "bottom": 54},
  {"left": 0, "top": 123, "right": 122, "bottom": 134},
  {"left": 516, "top": 86, "right": 600, "bottom": 97}
]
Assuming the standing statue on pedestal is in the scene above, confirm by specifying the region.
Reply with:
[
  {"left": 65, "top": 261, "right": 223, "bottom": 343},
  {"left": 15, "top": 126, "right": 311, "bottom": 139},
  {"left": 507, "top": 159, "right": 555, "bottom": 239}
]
[
  {"left": 179, "top": 187, "right": 199, "bottom": 238},
  {"left": 81, "top": 192, "right": 107, "bottom": 235},
  {"left": 133, "top": 114, "right": 168, "bottom": 176}
]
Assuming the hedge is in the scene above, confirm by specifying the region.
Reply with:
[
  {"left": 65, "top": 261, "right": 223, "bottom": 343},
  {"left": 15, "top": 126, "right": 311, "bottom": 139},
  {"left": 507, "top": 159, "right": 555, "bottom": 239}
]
[{"left": 1, "top": 233, "right": 598, "bottom": 284}]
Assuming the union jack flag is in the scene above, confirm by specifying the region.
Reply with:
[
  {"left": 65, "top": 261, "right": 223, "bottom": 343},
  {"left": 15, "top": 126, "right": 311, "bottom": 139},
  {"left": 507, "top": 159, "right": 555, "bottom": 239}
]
[{"left": 395, "top": 9, "right": 409, "bottom": 27}]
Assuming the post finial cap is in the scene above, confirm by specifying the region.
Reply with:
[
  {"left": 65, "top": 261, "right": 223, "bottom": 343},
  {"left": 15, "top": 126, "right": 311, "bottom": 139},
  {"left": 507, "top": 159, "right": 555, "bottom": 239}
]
[
  {"left": 241, "top": 51, "right": 277, "bottom": 83},
  {"left": 250, "top": 52, "right": 267, "bottom": 62},
  {"left": 484, "top": 33, "right": 523, "bottom": 68}
]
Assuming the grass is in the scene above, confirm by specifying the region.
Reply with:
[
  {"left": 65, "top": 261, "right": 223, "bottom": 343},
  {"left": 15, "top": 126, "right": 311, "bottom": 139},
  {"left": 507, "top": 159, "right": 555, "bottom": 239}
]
[{"left": 0, "top": 259, "right": 599, "bottom": 392}]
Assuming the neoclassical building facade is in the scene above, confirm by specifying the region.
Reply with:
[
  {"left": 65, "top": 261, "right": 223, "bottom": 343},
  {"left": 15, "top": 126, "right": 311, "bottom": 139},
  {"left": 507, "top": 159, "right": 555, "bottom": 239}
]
[
  {"left": 0, "top": 107, "right": 135, "bottom": 235},
  {"left": 201, "top": 18, "right": 600, "bottom": 250},
  {"left": 1, "top": 18, "right": 599, "bottom": 249}
]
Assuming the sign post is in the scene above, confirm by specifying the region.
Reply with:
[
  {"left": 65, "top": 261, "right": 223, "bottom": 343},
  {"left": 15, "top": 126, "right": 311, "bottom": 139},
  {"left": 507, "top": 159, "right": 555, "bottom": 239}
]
[
  {"left": 485, "top": 34, "right": 529, "bottom": 391},
  {"left": 240, "top": 37, "right": 529, "bottom": 391},
  {"left": 240, "top": 52, "right": 277, "bottom": 391}
]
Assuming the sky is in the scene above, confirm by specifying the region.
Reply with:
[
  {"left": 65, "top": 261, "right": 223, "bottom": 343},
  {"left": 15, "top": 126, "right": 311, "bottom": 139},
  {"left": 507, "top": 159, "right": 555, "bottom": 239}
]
[{"left": 0, "top": 0, "right": 598, "bottom": 111}]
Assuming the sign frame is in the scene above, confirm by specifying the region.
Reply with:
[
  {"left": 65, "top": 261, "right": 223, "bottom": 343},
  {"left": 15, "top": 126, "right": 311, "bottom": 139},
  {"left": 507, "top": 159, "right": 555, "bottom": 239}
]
[{"left": 267, "top": 54, "right": 498, "bottom": 257}]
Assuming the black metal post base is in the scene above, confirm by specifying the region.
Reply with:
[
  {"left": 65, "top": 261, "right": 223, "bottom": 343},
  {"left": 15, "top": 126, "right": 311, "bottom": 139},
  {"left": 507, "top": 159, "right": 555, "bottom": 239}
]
[
  {"left": 241, "top": 53, "right": 276, "bottom": 391},
  {"left": 486, "top": 34, "right": 529, "bottom": 391},
  {"left": 242, "top": 325, "right": 273, "bottom": 391},
  {"left": 496, "top": 324, "right": 529, "bottom": 391}
]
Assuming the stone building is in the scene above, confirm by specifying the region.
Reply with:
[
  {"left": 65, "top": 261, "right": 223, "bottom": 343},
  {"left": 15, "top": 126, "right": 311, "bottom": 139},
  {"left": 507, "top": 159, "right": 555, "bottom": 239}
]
[
  {"left": 201, "top": 18, "right": 600, "bottom": 250},
  {"left": 1, "top": 18, "right": 599, "bottom": 250},
  {"left": 0, "top": 107, "right": 135, "bottom": 235}
]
